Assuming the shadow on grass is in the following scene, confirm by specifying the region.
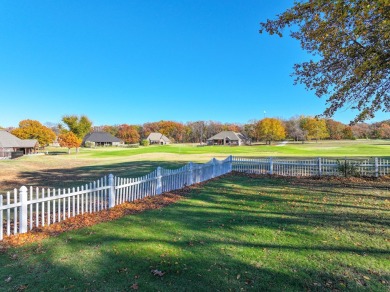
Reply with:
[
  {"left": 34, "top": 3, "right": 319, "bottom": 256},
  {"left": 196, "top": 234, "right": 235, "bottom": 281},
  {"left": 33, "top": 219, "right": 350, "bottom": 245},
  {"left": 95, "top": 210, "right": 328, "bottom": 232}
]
[
  {"left": 1, "top": 239, "right": 308, "bottom": 291},
  {"left": 3, "top": 160, "right": 188, "bottom": 191},
  {"left": 0, "top": 174, "right": 389, "bottom": 291}
]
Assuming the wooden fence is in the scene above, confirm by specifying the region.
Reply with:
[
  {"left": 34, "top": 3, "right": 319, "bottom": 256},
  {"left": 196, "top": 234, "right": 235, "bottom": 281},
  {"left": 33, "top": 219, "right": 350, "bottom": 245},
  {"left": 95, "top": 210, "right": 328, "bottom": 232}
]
[
  {"left": 232, "top": 157, "right": 390, "bottom": 177},
  {"left": 0, "top": 157, "right": 232, "bottom": 240}
]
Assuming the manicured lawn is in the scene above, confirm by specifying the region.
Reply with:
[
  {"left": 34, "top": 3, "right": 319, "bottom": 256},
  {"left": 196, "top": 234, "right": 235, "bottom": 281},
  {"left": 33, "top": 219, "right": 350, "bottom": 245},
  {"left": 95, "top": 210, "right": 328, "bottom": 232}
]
[
  {"left": 1, "top": 139, "right": 389, "bottom": 192},
  {"left": 1, "top": 174, "right": 389, "bottom": 291},
  {"left": 82, "top": 139, "right": 390, "bottom": 158}
]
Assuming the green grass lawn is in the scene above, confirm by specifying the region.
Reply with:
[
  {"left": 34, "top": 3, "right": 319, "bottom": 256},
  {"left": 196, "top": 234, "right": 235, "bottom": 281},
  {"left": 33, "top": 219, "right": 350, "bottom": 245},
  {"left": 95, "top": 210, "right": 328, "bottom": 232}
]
[
  {"left": 76, "top": 139, "right": 390, "bottom": 159},
  {"left": 1, "top": 174, "right": 389, "bottom": 291},
  {"left": 0, "top": 139, "right": 389, "bottom": 193}
]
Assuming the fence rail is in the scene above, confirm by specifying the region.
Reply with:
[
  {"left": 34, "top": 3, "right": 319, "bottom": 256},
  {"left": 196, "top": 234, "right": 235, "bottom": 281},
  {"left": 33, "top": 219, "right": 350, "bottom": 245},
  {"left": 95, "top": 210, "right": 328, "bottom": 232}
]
[
  {"left": 232, "top": 157, "right": 390, "bottom": 177},
  {"left": 0, "top": 157, "right": 232, "bottom": 240},
  {"left": 1, "top": 155, "right": 389, "bottom": 241}
]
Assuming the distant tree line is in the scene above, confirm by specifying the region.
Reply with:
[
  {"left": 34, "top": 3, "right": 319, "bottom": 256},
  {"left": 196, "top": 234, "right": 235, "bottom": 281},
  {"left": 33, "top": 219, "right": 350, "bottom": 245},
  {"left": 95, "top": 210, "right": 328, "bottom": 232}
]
[
  {"left": 92, "top": 117, "right": 390, "bottom": 144},
  {"left": 6, "top": 116, "right": 390, "bottom": 150}
]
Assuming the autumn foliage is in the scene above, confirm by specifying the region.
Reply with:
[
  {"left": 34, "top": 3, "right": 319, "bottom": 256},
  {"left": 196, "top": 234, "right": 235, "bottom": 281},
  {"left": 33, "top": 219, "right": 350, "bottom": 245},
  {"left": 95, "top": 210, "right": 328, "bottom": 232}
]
[
  {"left": 58, "top": 132, "right": 82, "bottom": 153},
  {"left": 255, "top": 118, "right": 286, "bottom": 144},
  {"left": 0, "top": 186, "right": 196, "bottom": 249},
  {"left": 61, "top": 115, "right": 92, "bottom": 139},
  {"left": 117, "top": 124, "right": 140, "bottom": 144},
  {"left": 142, "top": 121, "right": 186, "bottom": 143},
  {"left": 260, "top": 0, "right": 390, "bottom": 122},
  {"left": 300, "top": 117, "right": 329, "bottom": 142},
  {"left": 11, "top": 120, "right": 56, "bottom": 147}
]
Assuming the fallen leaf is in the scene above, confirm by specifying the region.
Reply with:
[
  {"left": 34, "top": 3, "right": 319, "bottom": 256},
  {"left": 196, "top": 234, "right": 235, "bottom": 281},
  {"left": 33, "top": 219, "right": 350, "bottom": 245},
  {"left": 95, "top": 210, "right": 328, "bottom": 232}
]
[
  {"left": 16, "top": 285, "right": 28, "bottom": 291},
  {"left": 131, "top": 283, "right": 139, "bottom": 290},
  {"left": 0, "top": 189, "right": 193, "bottom": 249},
  {"left": 151, "top": 269, "right": 165, "bottom": 277},
  {"left": 5, "top": 276, "right": 12, "bottom": 283}
]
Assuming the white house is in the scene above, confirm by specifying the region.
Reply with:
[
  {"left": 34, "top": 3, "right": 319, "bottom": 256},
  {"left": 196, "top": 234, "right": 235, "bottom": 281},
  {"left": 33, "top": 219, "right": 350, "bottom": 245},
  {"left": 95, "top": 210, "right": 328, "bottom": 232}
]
[
  {"left": 207, "top": 131, "right": 250, "bottom": 146},
  {"left": 146, "top": 133, "right": 171, "bottom": 145}
]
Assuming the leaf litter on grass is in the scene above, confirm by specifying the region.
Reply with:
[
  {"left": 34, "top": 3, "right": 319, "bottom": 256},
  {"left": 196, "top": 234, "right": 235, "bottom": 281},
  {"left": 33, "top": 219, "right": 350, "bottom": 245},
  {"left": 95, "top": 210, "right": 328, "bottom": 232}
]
[{"left": 0, "top": 178, "right": 215, "bottom": 250}]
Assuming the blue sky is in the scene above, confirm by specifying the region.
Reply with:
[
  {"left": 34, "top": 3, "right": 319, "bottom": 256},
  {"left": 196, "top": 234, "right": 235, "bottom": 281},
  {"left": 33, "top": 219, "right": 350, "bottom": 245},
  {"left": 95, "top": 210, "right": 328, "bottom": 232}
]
[{"left": 0, "top": 0, "right": 387, "bottom": 127}]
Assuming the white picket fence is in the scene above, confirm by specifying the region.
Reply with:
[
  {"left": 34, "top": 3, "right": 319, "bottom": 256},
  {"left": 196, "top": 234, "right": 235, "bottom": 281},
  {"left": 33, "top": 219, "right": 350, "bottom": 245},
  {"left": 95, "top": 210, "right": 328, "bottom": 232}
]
[
  {"left": 1, "top": 155, "right": 389, "bottom": 241},
  {"left": 0, "top": 157, "right": 232, "bottom": 240},
  {"left": 232, "top": 157, "right": 390, "bottom": 177}
]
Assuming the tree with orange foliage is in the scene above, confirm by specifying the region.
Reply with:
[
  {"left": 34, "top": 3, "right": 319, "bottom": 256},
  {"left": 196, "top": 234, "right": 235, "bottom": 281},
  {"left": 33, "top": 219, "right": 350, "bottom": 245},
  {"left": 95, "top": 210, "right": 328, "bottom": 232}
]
[
  {"left": 223, "top": 123, "right": 241, "bottom": 133},
  {"left": 143, "top": 120, "right": 186, "bottom": 143},
  {"left": 158, "top": 121, "right": 185, "bottom": 142},
  {"left": 342, "top": 126, "right": 355, "bottom": 140},
  {"left": 255, "top": 118, "right": 286, "bottom": 145},
  {"left": 377, "top": 123, "right": 390, "bottom": 139},
  {"left": 58, "top": 132, "right": 82, "bottom": 154},
  {"left": 102, "top": 125, "right": 119, "bottom": 137},
  {"left": 117, "top": 124, "right": 140, "bottom": 144},
  {"left": 326, "top": 119, "right": 346, "bottom": 140},
  {"left": 11, "top": 119, "right": 56, "bottom": 147}
]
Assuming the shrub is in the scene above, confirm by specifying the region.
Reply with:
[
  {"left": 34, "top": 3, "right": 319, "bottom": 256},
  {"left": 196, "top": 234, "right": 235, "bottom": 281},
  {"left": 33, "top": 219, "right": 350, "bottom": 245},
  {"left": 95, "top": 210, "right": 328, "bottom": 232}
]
[
  {"left": 84, "top": 141, "right": 95, "bottom": 148},
  {"left": 123, "top": 144, "right": 139, "bottom": 148},
  {"left": 141, "top": 139, "right": 149, "bottom": 146},
  {"left": 336, "top": 159, "right": 361, "bottom": 177}
]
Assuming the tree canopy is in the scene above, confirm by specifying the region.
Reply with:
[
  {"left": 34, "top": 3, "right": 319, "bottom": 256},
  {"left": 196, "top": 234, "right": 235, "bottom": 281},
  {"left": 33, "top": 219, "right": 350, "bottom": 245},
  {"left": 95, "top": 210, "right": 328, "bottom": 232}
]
[
  {"left": 61, "top": 115, "right": 92, "bottom": 139},
  {"left": 58, "top": 132, "right": 82, "bottom": 154},
  {"left": 255, "top": 118, "right": 286, "bottom": 144},
  {"left": 300, "top": 116, "right": 329, "bottom": 141},
  {"left": 117, "top": 124, "right": 140, "bottom": 144},
  {"left": 260, "top": 0, "right": 390, "bottom": 123},
  {"left": 11, "top": 119, "right": 56, "bottom": 147}
]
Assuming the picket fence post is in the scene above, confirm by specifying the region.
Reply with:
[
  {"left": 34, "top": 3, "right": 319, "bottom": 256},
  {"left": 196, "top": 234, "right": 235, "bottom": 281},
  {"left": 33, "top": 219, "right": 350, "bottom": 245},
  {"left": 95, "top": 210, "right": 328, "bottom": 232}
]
[
  {"left": 374, "top": 157, "right": 379, "bottom": 177},
  {"left": 318, "top": 158, "right": 322, "bottom": 177},
  {"left": 269, "top": 157, "right": 273, "bottom": 175},
  {"left": 156, "top": 167, "right": 162, "bottom": 195},
  {"left": 0, "top": 194, "right": 3, "bottom": 240},
  {"left": 228, "top": 155, "right": 233, "bottom": 173},
  {"left": 212, "top": 158, "right": 216, "bottom": 178},
  {"left": 189, "top": 162, "right": 194, "bottom": 186},
  {"left": 108, "top": 174, "right": 116, "bottom": 208},
  {"left": 19, "top": 186, "right": 28, "bottom": 234}
]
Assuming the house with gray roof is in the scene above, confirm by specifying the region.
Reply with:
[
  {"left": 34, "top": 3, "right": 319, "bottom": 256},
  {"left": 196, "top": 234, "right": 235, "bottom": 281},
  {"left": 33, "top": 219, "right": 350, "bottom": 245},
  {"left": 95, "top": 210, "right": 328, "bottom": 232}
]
[
  {"left": 82, "top": 132, "right": 124, "bottom": 147},
  {"left": 0, "top": 130, "right": 39, "bottom": 158},
  {"left": 207, "top": 131, "right": 250, "bottom": 146},
  {"left": 146, "top": 133, "right": 171, "bottom": 145}
]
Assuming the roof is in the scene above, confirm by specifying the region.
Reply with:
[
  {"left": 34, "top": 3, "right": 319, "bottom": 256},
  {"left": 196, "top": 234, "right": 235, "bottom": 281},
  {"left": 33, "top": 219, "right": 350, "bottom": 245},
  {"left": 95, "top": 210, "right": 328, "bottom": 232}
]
[
  {"left": 147, "top": 133, "right": 170, "bottom": 142},
  {"left": 207, "top": 131, "right": 248, "bottom": 141},
  {"left": 19, "top": 139, "right": 39, "bottom": 147},
  {"left": 83, "top": 132, "right": 123, "bottom": 143},
  {"left": 0, "top": 130, "right": 38, "bottom": 148}
]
